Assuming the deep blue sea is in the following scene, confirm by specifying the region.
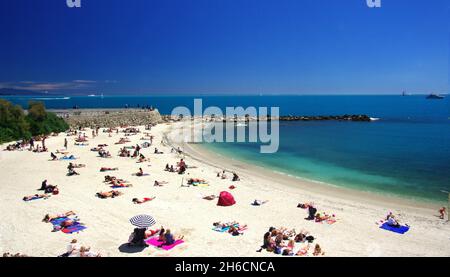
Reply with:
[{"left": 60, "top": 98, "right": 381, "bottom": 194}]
[{"left": 3, "top": 95, "right": 450, "bottom": 203}]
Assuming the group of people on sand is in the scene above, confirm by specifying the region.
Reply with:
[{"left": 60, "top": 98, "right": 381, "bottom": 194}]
[
  {"left": 128, "top": 226, "right": 184, "bottom": 248},
  {"left": 164, "top": 158, "right": 186, "bottom": 174},
  {"left": 3, "top": 137, "right": 48, "bottom": 152},
  {"left": 42, "top": 211, "right": 82, "bottom": 232},
  {"left": 60, "top": 239, "right": 101, "bottom": 257},
  {"left": 257, "top": 227, "right": 324, "bottom": 256},
  {"left": 98, "top": 149, "right": 112, "bottom": 158},
  {"left": 104, "top": 175, "right": 133, "bottom": 188},
  {"left": 216, "top": 170, "right": 240, "bottom": 182}
]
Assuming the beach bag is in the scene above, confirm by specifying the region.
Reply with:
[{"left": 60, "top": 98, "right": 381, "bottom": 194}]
[{"left": 217, "top": 191, "right": 236, "bottom": 207}]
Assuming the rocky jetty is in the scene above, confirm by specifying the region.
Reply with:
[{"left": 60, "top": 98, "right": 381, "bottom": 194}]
[
  {"left": 276, "top": 114, "right": 373, "bottom": 122},
  {"left": 162, "top": 114, "right": 374, "bottom": 123},
  {"left": 52, "top": 109, "right": 163, "bottom": 128}
]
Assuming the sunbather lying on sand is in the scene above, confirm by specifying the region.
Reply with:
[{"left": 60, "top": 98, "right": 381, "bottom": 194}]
[
  {"left": 96, "top": 190, "right": 123, "bottom": 199},
  {"left": 203, "top": 195, "right": 217, "bottom": 200},
  {"left": 75, "top": 142, "right": 89, "bottom": 146},
  {"left": 187, "top": 178, "right": 207, "bottom": 185},
  {"left": 104, "top": 176, "right": 128, "bottom": 184},
  {"left": 212, "top": 221, "right": 239, "bottom": 229},
  {"left": 71, "top": 164, "right": 86, "bottom": 168},
  {"left": 42, "top": 211, "right": 76, "bottom": 223},
  {"left": 315, "top": 213, "right": 333, "bottom": 223},
  {"left": 61, "top": 155, "right": 76, "bottom": 160},
  {"left": 115, "top": 138, "right": 130, "bottom": 144},
  {"left": 154, "top": 180, "right": 168, "bottom": 187},
  {"left": 23, "top": 194, "right": 50, "bottom": 201},
  {"left": 100, "top": 167, "right": 118, "bottom": 172},
  {"left": 252, "top": 199, "right": 268, "bottom": 206},
  {"left": 228, "top": 224, "right": 247, "bottom": 236},
  {"left": 110, "top": 183, "right": 133, "bottom": 188},
  {"left": 132, "top": 197, "right": 156, "bottom": 204}
]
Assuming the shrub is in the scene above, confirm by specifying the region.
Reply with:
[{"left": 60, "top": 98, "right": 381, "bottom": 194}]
[{"left": 0, "top": 99, "right": 69, "bottom": 143}]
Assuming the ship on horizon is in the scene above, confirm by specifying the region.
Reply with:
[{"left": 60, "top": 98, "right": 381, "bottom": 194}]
[{"left": 426, "top": 93, "right": 445, "bottom": 99}]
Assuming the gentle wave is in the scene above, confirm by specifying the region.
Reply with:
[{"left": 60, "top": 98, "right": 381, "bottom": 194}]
[{"left": 31, "top": 97, "right": 71, "bottom": 100}]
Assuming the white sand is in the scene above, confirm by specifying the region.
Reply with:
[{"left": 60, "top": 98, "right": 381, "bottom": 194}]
[{"left": 0, "top": 123, "right": 449, "bottom": 257}]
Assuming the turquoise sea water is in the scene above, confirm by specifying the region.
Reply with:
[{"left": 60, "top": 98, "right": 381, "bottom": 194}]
[{"left": 3, "top": 95, "right": 450, "bottom": 202}]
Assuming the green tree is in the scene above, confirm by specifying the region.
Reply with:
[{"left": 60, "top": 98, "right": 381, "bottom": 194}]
[
  {"left": 0, "top": 99, "right": 31, "bottom": 143},
  {"left": 0, "top": 99, "right": 69, "bottom": 143}
]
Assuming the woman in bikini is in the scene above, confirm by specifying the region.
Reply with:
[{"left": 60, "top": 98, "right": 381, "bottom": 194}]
[
  {"left": 42, "top": 211, "right": 76, "bottom": 223},
  {"left": 132, "top": 197, "right": 156, "bottom": 204}
]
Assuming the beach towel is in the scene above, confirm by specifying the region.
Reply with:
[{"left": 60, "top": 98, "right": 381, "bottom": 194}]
[
  {"left": 133, "top": 173, "right": 149, "bottom": 177},
  {"left": 23, "top": 196, "right": 45, "bottom": 202},
  {"left": 145, "top": 237, "right": 184, "bottom": 250},
  {"left": 192, "top": 183, "right": 209, "bottom": 187},
  {"left": 212, "top": 223, "right": 241, "bottom": 233},
  {"left": 379, "top": 222, "right": 410, "bottom": 234},
  {"left": 61, "top": 222, "right": 87, "bottom": 234},
  {"left": 60, "top": 157, "right": 76, "bottom": 160},
  {"left": 50, "top": 217, "right": 69, "bottom": 226}
]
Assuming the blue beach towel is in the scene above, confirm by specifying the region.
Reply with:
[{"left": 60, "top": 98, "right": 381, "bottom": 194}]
[
  {"left": 60, "top": 157, "right": 76, "bottom": 160},
  {"left": 380, "top": 222, "right": 410, "bottom": 234},
  {"left": 213, "top": 224, "right": 239, "bottom": 233},
  {"left": 50, "top": 217, "right": 69, "bottom": 226},
  {"left": 23, "top": 196, "right": 45, "bottom": 202}
]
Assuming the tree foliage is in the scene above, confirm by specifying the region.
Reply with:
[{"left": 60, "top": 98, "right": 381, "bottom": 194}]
[{"left": 0, "top": 99, "right": 69, "bottom": 143}]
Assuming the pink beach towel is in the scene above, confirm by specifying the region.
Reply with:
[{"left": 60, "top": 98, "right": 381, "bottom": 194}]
[{"left": 145, "top": 237, "right": 184, "bottom": 250}]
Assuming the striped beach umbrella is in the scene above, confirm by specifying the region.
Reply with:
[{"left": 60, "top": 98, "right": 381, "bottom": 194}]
[{"left": 129, "top": 214, "right": 156, "bottom": 229}]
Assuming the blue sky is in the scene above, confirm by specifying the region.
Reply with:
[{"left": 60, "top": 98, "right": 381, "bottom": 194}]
[{"left": 0, "top": 0, "right": 448, "bottom": 95}]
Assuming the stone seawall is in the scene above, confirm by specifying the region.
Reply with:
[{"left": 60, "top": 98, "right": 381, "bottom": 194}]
[{"left": 50, "top": 109, "right": 163, "bottom": 128}]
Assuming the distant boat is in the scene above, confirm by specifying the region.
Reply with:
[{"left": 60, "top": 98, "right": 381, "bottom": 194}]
[
  {"left": 87, "top": 94, "right": 97, "bottom": 97},
  {"left": 426, "top": 93, "right": 445, "bottom": 99},
  {"left": 402, "top": 91, "right": 411, "bottom": 96}
]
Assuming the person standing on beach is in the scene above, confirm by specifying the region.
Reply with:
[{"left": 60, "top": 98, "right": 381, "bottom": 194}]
[{"left": 64, "top": 138, "right": 68, "bottom": 149}]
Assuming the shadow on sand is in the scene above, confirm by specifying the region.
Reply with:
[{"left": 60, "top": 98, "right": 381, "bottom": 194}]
[{"left": 118, "top": 243, "right": 148, "bottom": 253}]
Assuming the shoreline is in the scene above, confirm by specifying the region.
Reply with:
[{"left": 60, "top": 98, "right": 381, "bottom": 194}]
[{"left": 164, "top": 122, "right": 444, "bottom": 215}]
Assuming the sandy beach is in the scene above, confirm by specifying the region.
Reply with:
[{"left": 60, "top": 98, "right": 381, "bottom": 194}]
[{"left": 0, "top": 122, "right": 449, "bottom": 257}]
